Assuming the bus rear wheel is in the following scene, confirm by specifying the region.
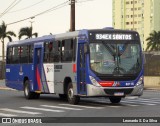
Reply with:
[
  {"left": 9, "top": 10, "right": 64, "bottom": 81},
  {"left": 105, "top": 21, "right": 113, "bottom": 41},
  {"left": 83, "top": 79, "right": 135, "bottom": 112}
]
[
  {"left": 24, "top": 80, "right": 40, "bottom": 99},
  {"left": 109, "top": 97, "right": 121, "bottom": 103},
  {"left": 67, "top": 83, "right": 80, "bottom": 105}
]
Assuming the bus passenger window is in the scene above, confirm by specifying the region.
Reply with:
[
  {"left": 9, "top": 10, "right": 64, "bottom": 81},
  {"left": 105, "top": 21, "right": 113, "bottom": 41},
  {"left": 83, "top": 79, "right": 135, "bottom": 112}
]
[
  {"left": 12, "top": 47, "right": 19, "bottom": 64},
  {"left": 53, "top": 41, "right": 60, "bottom": 62},
  {"left": 29, "top": 45, "right": 33, "bottom": 63},
  {"left": 43, "top": 42, "right": 48, "bottom": 62},
  {"left": 61, "top": 39, "right": 73, "bottom": 62},
  {"left": 7, "top": 47, "right": 13, "bottom": 64},
  {"left": 21, "top": 46, "right": 28, "bottom": 63},
  {"left": 48, "top": 42, "right": 53, "bottom": 62}
]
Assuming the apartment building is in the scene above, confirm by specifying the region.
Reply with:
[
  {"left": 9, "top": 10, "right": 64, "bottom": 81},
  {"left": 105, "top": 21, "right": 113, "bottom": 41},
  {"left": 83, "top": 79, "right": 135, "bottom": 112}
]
[{"left": 112, "top": 0, "right": 160, "bottom": 51}]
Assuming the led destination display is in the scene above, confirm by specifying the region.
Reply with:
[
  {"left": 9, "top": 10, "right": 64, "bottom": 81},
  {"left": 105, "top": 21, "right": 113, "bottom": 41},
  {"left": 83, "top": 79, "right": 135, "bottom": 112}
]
[{"left": 95, "top": 33, "right": 133, "bottom": 40}]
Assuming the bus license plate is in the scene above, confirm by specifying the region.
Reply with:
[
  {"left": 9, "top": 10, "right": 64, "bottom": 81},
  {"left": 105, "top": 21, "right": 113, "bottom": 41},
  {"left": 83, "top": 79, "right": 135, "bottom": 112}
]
[{"left": 114, "top": 92, "right": 124, "bottom": 96}]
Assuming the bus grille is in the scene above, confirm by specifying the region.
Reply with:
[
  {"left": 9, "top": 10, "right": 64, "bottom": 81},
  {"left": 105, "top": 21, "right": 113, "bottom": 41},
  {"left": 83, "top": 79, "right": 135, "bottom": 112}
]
[{"left": 104, "top": 88, "right": 133, "bottom": 95}]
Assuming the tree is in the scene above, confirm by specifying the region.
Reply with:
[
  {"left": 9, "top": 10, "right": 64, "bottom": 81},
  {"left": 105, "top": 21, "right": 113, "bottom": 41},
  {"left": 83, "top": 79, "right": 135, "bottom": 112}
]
[
  {"left": 18, "top": 26, "right": 38, "bottom": 40},
  {"left": 146, "top": 30, "right": 160, "bottom": 51},
  {"left": 0, "top": 21, "right": 16, "bottom": 61}
]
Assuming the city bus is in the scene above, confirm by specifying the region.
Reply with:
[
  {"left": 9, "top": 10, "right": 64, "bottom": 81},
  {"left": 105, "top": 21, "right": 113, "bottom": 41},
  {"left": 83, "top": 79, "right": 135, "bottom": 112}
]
[{"left": 5, "top": 29, "right": 144, "bottom": 104}]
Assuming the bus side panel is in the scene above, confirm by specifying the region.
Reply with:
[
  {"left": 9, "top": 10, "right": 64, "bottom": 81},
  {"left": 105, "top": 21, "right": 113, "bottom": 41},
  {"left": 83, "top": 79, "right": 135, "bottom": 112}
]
[
  {"left": 54, "top": 63, "right": 76, "bottom": 94},
  {"left": 41, "top": 63, "right": 77, "bottom": 95},
  {"left": 42, "top": 63, "right": 54, "bottom": 93},
  {"left": 5, "top": 64, "right": 34, "bottom": 90}
]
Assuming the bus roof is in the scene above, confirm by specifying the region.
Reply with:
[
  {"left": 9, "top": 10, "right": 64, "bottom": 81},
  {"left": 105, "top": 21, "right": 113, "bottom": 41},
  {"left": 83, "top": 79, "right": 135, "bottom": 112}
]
[
  {"left": 7, "top": 31, "right": 79, "bottom": 47},
  {"left": 7, "top": 29, "right": 138, "bottom": 47}
]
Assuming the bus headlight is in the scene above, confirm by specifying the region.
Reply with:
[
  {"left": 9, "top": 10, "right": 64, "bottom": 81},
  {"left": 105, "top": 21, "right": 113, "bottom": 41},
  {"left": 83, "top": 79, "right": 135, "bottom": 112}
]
[
  {"left": 136, "top": 76, "right": 143, "bottom": 86},
  {"left": 89, "top": 76, "right": 101, "bottom": 87}
]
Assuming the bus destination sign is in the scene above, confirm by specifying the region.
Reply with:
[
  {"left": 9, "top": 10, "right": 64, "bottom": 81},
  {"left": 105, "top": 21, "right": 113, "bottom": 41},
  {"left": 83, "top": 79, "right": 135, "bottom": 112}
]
[{"left": 95, "top": 33, "right": 133, "bottom": 40}]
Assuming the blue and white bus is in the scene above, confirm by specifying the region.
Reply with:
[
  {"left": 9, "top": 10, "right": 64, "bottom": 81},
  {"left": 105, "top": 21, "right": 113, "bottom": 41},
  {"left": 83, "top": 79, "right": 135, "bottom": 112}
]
[{"left": 6, "top": 29, "right": 144, "bottom": 104}]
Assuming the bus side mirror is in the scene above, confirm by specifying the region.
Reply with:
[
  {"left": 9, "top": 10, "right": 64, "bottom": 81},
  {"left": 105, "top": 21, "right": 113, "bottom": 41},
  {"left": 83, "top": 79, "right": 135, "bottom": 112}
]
[{"left": 84, "top": 44, "right": 89, "bottom": 54}]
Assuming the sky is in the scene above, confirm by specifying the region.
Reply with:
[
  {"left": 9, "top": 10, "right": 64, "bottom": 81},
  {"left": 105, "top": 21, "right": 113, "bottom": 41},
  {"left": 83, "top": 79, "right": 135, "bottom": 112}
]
[{"left": 0, "top": 0, "right": 112, "bottom": 56}]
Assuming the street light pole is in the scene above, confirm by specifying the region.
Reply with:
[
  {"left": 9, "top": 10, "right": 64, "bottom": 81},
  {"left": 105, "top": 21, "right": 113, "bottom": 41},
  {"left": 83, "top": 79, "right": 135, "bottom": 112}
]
[
  {"left": 29, "top": 21, "right": 34, "bottom": 27},
  {"left": 30, "top": 16, "right": 35, "bottom": 28}
]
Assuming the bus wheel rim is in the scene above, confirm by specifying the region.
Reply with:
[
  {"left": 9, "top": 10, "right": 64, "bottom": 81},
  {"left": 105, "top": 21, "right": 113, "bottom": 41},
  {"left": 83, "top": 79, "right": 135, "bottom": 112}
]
[
  {"left": 25, "top": 86, "right": 28, "bottom": 96},
  {"left": 68, "top": 88, "right": 73, "bottom": 99}
]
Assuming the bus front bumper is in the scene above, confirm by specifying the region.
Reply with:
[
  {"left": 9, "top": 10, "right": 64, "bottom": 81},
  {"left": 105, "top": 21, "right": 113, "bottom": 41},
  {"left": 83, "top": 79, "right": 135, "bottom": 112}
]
[{"left": 86, "top": 84, "right": 143, "bottom": 97}]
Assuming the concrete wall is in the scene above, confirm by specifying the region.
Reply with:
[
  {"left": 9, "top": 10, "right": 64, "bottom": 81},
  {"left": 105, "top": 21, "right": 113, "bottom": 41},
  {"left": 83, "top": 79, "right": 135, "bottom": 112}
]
[{"left": 144, "top": 76, "right": 160, "bottom": 88}]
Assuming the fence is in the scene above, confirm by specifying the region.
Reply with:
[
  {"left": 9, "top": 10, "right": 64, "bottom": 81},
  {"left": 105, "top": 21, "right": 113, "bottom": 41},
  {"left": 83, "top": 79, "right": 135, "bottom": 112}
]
[{"left": 144, "top": 52, "right": 160, "bottom": 76}]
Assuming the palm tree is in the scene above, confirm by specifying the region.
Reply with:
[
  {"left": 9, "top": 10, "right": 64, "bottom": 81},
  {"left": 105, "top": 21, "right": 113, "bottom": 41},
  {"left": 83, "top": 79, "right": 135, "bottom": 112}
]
[
  {"left": 0, "top": 21, "right": 16, "bottom": 62},
  {"left": 146, "top": 30, "right": 160, "bottom": 51},
  {"left": 18, "top": 26, "right": 38, "bottom": 40}
]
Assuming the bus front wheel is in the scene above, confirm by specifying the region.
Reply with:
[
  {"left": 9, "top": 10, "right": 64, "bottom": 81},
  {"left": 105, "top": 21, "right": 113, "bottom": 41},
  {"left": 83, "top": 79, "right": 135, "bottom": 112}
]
[
  {"left": 109, "top": 97, "right": 121, "bottom": 103},
  {"left": 67, "top": 83, "right": 80, "bottom": 105}
]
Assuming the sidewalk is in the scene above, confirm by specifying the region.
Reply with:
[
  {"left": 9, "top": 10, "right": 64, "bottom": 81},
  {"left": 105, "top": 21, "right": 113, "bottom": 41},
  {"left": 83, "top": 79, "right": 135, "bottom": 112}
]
[
  {"left": 144, "top": 86, "right": 160, "bottom": 91},
  {"left": 0, "top": 79, "right": 16, "bottom": 90},
  {"left": 0, "top": 79, "right": 11, "bottom": 90}
]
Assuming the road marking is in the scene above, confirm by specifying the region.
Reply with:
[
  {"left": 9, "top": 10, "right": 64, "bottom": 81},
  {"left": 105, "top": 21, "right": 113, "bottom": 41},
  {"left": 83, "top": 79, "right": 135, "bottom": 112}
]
[
  {"left": 59, "top": 104, "right": 104, "bottom": 109},
  {"left": 149, "top": 98, "right": 160, "bottom": 100},
  {"left": 125, "top": 97, "right": 139, "bottom": 100},
  {"left": 139, "top": 98, "right": 160, "bottom": 102},
  {"left": 0, "top": 113, "right": 17, "bottom": 117},
  {"left": 92, "top": 100, "right": 140, "bottom": 107},
  {"left": 121, "top": 101, "right": 156, "bottom": 106},
  {"left": 122, "top": 104, "right": 139, "bottom": 107},
  {"left": 41, "top": 105, "right": 83, "bottom": 110},
  {"left": 0, "top": 108, "right": 41, "bottom": 115},
  {"left": 107, "top": 106, "right": 121, "bottom": 108},
  {"left": 21, "top": 106, "right": 64, "bottom": 112},
  {"left": 124, "top": 99, "right": 160, "bottom": 104}
]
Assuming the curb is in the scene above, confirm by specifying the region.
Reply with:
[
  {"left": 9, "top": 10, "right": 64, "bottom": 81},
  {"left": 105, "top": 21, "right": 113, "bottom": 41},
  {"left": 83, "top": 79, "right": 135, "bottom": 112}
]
[
  {"left": 0, "top": 86, "right": 16, "bottom": 91},
  {"left": 144, "top": 87, "right": 160, "bottom": 91}
]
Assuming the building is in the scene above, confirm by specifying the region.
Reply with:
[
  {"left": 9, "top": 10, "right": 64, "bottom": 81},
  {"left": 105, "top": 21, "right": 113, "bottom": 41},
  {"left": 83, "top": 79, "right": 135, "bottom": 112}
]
[{"left": 112, "top": 0, "right": 160, "bottom": 51}]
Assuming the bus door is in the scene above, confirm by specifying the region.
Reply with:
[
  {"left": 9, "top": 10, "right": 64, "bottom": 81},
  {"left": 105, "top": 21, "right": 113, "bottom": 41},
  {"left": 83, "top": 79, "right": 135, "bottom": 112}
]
[
  {"left": 33, "top": 43, "right": 43, "bottom": 92},
  {"left": 77, "top": 44, "right": 87, "bottom": 95}
]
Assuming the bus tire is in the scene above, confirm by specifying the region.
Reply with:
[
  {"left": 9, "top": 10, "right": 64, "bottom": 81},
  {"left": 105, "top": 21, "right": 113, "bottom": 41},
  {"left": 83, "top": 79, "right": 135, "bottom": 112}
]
[
  {"left": 109, "top": 97, "right": 121, "bottom": 103},
  {"left": 24, "top": 80, "right": 35, "bottom": 99},
  {"left": 67, "top": 82, "right": 80, "bottom": 105}
]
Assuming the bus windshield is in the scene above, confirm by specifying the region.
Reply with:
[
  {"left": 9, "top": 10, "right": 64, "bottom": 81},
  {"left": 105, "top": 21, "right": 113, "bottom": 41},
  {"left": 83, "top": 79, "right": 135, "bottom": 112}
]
[{"left": 90, "top": 42, "right": 142, "bottom": 75}]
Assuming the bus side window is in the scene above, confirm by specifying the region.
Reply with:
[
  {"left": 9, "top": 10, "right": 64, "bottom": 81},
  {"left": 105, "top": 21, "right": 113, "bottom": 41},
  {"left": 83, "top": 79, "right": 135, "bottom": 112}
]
[
  {"left": 43, "top": 41, "right": 53, "bottom": 63},
  {"left": 7, "top": 47, "right": 12, "bottom": 64},
  {"left": 18, "top": 46, "right": 22, "bottom": 63},
  {"left": 48, "top": 42, "right": 53, "bottom": 62},
  {"left": 29, "top": 45, "right": 33, "bottom": 63},
  {"left": 21, "top": 46, "right": 28, "bottom": 63},
  {"left": 44, "top": 42, "right": 49, "bottom": 62},
  {"left": 53, "top": 41, "right": 60, "bottom": 62},
  {"left": 12, "top": 47, "right": 19, "bottom": 64},
  {"left": 61, "top": 40, "right": 65, "bottom": 62},
  {"left": 61, "top": 39, "right": 73, "bottom": 62}
]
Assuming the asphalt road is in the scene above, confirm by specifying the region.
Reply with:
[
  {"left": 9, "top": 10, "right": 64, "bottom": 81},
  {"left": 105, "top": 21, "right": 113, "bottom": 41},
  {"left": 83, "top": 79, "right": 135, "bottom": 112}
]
[{"left": 0, "top": 88, "right": 160, "bottom": 126}]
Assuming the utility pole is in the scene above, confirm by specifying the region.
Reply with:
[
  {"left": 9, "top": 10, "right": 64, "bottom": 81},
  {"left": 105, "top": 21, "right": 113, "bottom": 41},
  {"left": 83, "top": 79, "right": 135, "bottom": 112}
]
[{"left": 70, "top": 0, "right": 75, "bottom": 31}]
